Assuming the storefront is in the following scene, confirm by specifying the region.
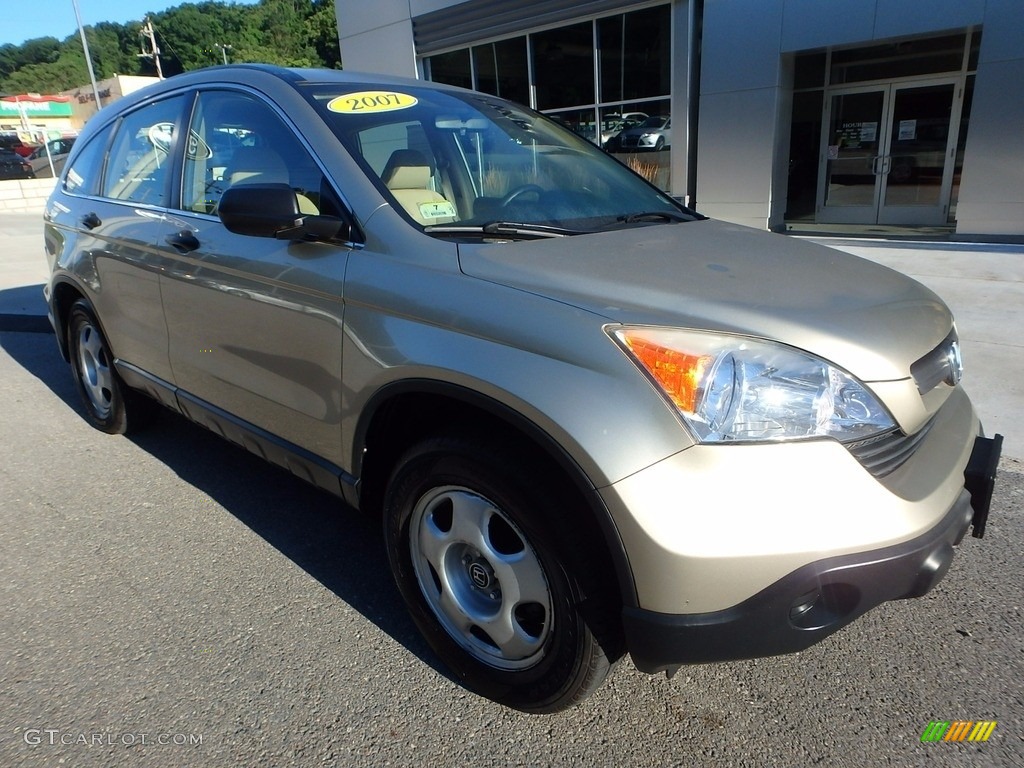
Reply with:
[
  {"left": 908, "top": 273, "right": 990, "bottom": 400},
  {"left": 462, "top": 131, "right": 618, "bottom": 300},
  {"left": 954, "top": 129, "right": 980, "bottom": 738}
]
[
  {"left": 336, "top": 0, "right": 1024, "bottom": 239},
  {"left": 0, "top": 95, "right": 75, "bottom": 141},
  {"left": 787, "top": 32, "right": 980, "bottom": 230},
  {"left": 60, "top": 75, "right": 161, "bottom": 130}
]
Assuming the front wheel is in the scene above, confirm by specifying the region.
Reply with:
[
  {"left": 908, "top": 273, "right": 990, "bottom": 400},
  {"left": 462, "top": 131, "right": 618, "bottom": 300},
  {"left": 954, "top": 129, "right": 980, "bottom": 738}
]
[{"left": 383, "top": 437, "right": 619, "bottom": 712}]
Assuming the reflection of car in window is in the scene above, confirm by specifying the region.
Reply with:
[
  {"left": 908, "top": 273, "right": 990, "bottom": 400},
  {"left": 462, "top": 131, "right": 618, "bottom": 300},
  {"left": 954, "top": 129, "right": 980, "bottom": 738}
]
[
  {"left": 616, "top": 115, "right": 671, "bottom": 151},
  {"left": 600, "top": 112, "right": 647, "bottom": 149}
]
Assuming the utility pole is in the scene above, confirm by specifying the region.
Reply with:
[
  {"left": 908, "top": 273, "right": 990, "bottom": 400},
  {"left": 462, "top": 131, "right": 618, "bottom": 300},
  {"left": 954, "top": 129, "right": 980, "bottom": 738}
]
[
  {"left": 215, "top": 44, "right": 232, "bottom": 65},
  {"left": 71, "top": 0, "right": 103, "bottom": 108},
  {"left": 138, "top": 17, "right": 164, "bottom": 79}
]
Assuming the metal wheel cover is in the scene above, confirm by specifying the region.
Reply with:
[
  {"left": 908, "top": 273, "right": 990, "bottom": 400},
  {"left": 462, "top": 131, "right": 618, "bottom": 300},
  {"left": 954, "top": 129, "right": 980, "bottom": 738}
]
[
  {"left": 409, "top": 485, "right": 553, "bottom": 670},
  {"left": 76, "top": 321, "right": 113, "bottom": 418}
]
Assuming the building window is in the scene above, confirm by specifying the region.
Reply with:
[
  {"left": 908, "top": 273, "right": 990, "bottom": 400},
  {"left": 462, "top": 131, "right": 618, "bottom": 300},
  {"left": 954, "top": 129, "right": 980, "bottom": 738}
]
[
  {"left": 785, "top": 90, "right": 823, "bottom": 221},
  {"left": 532, "top": 22, "right": 596, "bottom": 111},
  {"left": 829, "top": 34, "right": 967, "bottom": 85},
  {"left": 428, "top": 49, "right": 472, "bottom": 90},
  {"left": 422, "top": 4, "right": 673, "bottom": 191},
  {"left": 472, "top": 37, "right": 529, "bottom": 106},
  {"left": 598, "top": 6, "right": 671, "bottom": 104}
]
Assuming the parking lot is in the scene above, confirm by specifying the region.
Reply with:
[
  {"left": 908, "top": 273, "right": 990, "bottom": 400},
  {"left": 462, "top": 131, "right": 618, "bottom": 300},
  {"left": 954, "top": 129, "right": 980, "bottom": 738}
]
[
  {"left": 1, "top": 326, "right": 1021, "bottom": 767},
  {"left": 1, "top": 208, "right": 1022, "bottom": 766}
]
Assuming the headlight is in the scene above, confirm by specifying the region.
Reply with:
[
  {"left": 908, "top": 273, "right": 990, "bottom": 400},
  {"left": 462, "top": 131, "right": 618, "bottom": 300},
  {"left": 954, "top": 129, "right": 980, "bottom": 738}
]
[{"left": 610, "top": 327, "right": 895, "bottom": 443}]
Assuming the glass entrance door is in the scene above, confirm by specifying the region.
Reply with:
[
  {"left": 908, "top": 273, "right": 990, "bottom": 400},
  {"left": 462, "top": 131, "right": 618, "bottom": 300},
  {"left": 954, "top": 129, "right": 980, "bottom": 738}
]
[
  {"left": 817, "top": 79, "right": 961, "bottom": 226},
  {"left": 819, "top": 87, "right": 885, "bottom": 223}
]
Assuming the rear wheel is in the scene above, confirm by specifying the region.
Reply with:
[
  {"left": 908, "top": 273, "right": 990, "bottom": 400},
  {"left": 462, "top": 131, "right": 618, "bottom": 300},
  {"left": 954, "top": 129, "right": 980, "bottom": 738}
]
[
  {"left": 383, "top": 436, "right": 619, "bottom": 712},
  {"left": 67, "top": 299, "right": 154, "bottom": 434}
]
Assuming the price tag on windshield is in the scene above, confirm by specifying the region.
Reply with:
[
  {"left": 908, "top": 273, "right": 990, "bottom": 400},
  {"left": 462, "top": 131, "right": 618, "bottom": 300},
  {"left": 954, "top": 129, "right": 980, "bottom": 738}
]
[{"left": 328, "top": 92, "right": 418, "bottom": 114}]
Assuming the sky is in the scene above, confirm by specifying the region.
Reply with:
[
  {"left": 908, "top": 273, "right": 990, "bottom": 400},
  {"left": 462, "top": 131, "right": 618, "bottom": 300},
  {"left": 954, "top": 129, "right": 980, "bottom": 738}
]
[{"left": 0, "top": 0, "right": 261, "bottom": 47}]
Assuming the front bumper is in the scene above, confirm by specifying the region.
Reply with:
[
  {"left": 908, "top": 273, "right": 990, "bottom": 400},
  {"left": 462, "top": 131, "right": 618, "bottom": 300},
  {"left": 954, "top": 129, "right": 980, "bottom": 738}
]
[{"left": 622, "top": 434, "right": 1001, "bottom": 673}]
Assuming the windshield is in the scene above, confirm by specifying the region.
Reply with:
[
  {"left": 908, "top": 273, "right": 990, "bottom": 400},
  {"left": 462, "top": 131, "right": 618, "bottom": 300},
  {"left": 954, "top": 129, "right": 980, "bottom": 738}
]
[{"left": 301, "top": 83, "right": 695, "bottom": 235}]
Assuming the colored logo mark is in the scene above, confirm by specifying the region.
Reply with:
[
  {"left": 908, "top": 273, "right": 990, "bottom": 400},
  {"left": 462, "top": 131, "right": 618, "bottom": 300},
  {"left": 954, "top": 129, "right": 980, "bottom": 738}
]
[{"left": 921, "top": 721, "right": 997, "bottom": 742}]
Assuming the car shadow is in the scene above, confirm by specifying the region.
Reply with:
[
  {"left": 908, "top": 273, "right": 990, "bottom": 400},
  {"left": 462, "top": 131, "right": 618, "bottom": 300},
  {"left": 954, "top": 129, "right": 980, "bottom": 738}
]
[
  {"left": 0, "top": 328, "right": 450, "bottom": 682},
  {"left": 0, "top": 284, "right": 52, "bottom": 333}
]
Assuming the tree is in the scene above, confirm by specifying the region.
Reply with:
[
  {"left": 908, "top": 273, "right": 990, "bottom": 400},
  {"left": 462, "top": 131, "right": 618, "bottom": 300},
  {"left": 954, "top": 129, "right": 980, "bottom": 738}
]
[
  {"left": 87, "top": 23, "right": 142, "bottom": 79},
  {"left": 2, "top": 52, "right": 89, "bottom": 94},
  {"left": 309, "top": 0, "right": 341, "bottom": 69},
  {"left": 1, "top": 37, "right": 62, "bottom": 82},
  {"left": 0, "top": 0, "right": 343, "bottom": 94}
]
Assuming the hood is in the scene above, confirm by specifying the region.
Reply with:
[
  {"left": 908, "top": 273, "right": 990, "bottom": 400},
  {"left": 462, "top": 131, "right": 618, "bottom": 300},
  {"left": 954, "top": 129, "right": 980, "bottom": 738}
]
[{"left": 457, "top": 219, "right": 953, "bottom": 384}]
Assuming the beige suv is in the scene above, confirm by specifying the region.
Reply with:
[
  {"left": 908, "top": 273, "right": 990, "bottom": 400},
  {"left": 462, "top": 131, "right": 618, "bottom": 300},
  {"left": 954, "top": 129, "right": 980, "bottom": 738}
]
[{"left": 44, "top": 66, "right": 1002, "bottom": 712}]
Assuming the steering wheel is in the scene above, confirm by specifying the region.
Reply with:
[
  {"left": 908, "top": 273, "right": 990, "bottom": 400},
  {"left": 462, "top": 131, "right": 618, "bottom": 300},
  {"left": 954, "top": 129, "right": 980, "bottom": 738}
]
[{"left": 500, "top": 184, "right": 544, "bottom": 207}]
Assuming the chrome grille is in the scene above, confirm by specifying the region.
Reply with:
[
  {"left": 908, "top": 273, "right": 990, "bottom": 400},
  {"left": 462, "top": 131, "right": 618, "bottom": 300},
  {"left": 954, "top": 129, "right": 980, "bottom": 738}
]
[{"left": 846, "top": 419, "right": 935, "bottom": 478}]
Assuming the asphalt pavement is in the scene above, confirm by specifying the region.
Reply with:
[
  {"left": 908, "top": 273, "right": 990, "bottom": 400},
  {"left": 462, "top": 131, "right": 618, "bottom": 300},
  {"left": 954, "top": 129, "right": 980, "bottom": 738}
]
[
  {"left": 2, "top": 210, "right": 1022, "bottom": 766},
  {"left": 1, "top": 326, "right": 1021, "bottom": 767}
]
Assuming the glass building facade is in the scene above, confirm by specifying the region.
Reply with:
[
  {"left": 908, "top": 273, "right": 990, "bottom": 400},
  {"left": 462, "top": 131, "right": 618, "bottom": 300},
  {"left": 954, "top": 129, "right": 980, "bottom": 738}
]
[{"left": 424, "top": 5, "right": 674, "bottom": 190}]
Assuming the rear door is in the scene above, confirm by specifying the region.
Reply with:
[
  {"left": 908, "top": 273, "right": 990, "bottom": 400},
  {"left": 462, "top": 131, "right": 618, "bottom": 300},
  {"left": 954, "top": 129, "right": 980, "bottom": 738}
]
[{"left": 52, "top": 95, "right": 188, "bottom": 385}]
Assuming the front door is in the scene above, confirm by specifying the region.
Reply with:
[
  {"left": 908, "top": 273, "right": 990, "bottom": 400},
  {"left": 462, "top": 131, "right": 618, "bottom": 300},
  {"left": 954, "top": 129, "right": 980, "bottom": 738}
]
[
  {"left": 159, "top": 89, "right": 352, "bottom": 470},
  {"left": 817, "top": 79, "right": 962, "bottom": 226}
]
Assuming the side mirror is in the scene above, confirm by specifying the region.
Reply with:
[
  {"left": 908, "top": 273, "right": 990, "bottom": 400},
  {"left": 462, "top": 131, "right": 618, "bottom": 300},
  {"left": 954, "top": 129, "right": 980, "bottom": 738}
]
[{"left": 218, "top": 183, "right": 354, "bottom": 243}]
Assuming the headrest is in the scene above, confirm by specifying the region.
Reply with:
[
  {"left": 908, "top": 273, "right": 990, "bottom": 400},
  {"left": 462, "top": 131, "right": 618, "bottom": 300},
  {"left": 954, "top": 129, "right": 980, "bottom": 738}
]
[
  {"left": 228, "top": 146, "right": 288, "bottom": 185},
  {"left": 382, "top": 149, "right": 433, "bottom": 190}
]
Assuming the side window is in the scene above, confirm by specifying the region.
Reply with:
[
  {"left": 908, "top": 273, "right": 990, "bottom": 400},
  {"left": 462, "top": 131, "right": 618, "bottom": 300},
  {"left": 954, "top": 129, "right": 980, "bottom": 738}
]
[
  {"left": 63, "top": 123, "right": 114, "bottom": 196},
  {"left": 181, "top": 90, "right": 334, "bottom": 217},
  {"left": 101, "top": 96, "right": 185, "bottom": 207}
]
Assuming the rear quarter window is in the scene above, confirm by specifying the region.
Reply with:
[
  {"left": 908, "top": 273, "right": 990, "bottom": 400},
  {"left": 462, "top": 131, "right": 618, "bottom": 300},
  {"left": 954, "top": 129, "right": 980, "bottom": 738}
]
[{"left": 62, "top": 124, "right": 114, "bottom": 196}]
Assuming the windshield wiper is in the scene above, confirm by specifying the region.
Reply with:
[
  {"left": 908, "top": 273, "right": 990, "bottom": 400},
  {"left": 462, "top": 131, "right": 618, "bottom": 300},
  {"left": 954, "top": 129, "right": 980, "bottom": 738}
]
[
  {"left": 616, "top": 211, "right": 691, "bottom": 224},
  {"left": 483, "top": 221, "right": 586, "bottom": 237},
  {"left": 423, "top": 221, "right": 585, "bottom": 239}
]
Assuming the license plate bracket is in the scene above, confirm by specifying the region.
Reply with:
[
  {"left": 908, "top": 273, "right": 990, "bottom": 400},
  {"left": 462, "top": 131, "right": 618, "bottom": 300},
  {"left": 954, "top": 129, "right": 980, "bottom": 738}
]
[{"left": 964, "top": 433, "right": 1003, "bottom": 539}]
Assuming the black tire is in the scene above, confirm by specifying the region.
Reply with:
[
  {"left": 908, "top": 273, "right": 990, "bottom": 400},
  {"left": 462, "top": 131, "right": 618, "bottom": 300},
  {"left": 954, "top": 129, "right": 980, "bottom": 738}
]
[
  {"left": 383, "top": 436, "right": 620, "bottom": 713},
  {"left": 654, "top": 137, "right": 665, "bottom": 151},
  {"left": 66, "top": 298, "right": 154, "bottom": 434}
]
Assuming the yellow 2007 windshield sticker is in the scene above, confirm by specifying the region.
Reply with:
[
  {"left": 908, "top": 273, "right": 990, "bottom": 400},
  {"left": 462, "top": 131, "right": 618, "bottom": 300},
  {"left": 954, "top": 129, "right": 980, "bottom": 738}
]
[{"left": 328, "top": 92, "right": 418, "bottom": 114}]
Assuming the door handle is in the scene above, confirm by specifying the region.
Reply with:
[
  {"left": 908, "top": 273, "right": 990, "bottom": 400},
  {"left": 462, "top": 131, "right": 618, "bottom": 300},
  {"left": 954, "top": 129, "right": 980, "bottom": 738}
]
[
  {"left": 81, "top": 212, "right": 102, "bottom": 230},
  {"left": 164, "top": 230, "right": 200, "bottom": 253}
]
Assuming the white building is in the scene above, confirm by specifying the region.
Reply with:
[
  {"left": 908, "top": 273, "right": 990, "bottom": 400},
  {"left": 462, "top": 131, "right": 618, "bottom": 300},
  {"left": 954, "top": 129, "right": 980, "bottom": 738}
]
[{"left": 335, "top": 0, "right": 1024, "bottom": 239}]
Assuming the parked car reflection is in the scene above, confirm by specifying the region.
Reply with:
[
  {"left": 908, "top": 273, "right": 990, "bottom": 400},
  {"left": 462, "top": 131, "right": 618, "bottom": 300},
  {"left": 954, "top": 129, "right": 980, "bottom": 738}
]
[
  {"left": 616, "top": 115, "right": 671, "bottom": 151},
  {"left": 601, "top": 112, "right": 647, "bottom": 150}
]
